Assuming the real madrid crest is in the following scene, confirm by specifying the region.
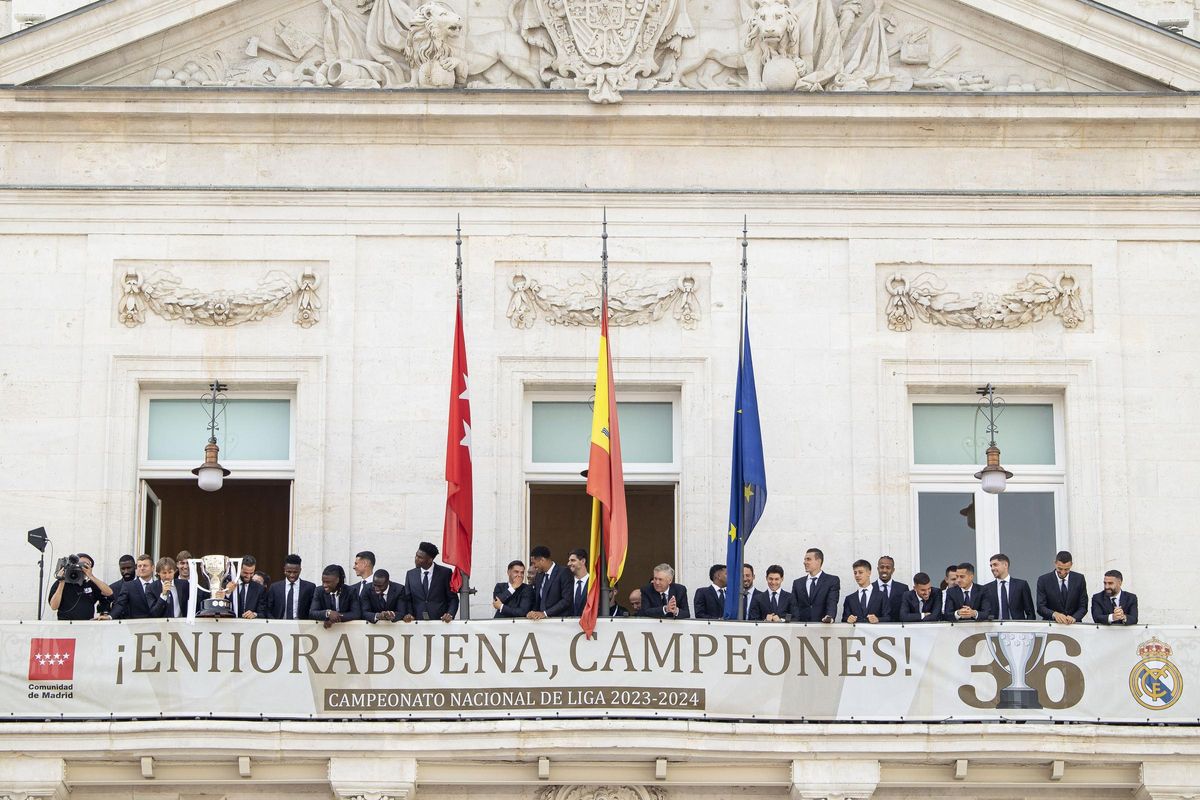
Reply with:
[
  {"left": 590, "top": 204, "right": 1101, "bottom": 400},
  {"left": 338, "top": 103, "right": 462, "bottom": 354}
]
[{"left": 1129, "top": 637, "right": 1183, "bottom": 711}]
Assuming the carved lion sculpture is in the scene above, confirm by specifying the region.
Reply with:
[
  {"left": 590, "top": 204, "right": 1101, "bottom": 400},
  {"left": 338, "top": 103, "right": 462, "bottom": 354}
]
[
  {"left": 407, "top": 1, "right": 468, "bottom": 88},
  {"left": 674, "top": 0, "right": 803, "bottom": 90}
]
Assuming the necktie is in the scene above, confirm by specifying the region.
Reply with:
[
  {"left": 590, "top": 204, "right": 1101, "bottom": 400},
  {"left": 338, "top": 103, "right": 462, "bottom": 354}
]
[
  {"left": 718, "top": 588, "right": 726, "bottom": 606},
  {"left": 285, "top": 582, "right": 295, "bottom": 620},
  {"left": 808, "top": 577, "right": 815, "bottom": 599},
  {"left": 742, "top": 592, "right": 749, "bottom": 618},
  {"left": 963, "top": 588, "right": 970, "bottom": 607},
  {"left": 661, "top": 591, "right": 668, "bottom": 605},
  {"left": 859, "top": 589, "right": 867, "bottom": 611},
  {"left": 574, "top": 580, "right": 584, "bottom": 615},
  {"left": 240, "top": 582, "right": 247, "bottom": 610},
  {"left": 1000, "top": 580, "right": 1009, "bottom": 620},
  {"left": 423, "top": 570, "right": 430, "bottom": 596},
  {"left": 881, "top": 583, "right": 888, "bottom": 600},
  {"left": 1060, "top": 578, "right": 1068, "bottom": 608},
  {"left": 143, "top": 581, "right": 153, "bottom": 607},
  {"left": 164, "top": 591, "right": 174, "bottom": 618},
  {"left": 770, "top": 592, "right": 778, "bottom": 613}
]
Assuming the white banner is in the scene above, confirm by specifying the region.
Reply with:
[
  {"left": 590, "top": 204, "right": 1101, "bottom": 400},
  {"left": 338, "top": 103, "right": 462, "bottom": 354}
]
[{"left": 3, "top": 619, "right": 1194, "bottom": 722}]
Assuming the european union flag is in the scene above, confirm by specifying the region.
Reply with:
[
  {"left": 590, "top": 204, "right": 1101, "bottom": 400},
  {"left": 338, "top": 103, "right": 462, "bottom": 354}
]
[{"left": 724, "top": 296, "right": 767, "bottom": 620}]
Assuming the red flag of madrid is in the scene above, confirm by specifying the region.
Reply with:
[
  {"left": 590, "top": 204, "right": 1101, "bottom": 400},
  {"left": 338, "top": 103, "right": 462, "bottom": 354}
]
[
  {"left": 443, "top": 299, "right": 473, "bottom": 592},
  {"left": 28, "top": 638, "right": 76, "bottom": 681}
]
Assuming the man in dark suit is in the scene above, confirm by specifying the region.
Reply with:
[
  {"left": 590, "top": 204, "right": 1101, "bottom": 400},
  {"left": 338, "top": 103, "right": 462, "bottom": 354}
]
[
  {"left": 225, "top": 555, "right": 268, "bottom": 619},
  {"left": 147, "top": 557, "right": 191, "bottom": 618},
  {"left": 842, "top": 559, "right": 891, "bottom": 623},
  {"left": 979, "top": 553, "right": 1035, "bottom": 621},
  {"left": 899, "top": 573, "right": 942, "bottom": 622},
  {"left": 528, "top": 545, "right": 571, "bottom": 619},
  {"left": 749, "top": 564, "right": 795, "bottom": 622},
  {"left": 736, "top": 563, "right": 761, "bottom": 620},
  {"left": 350, "top": 550, "right": 376, "bottom": 604},
  {"left": 791, "top": 548, "right": 840, "bottom": 623},
  {"left": 693, "top": 564, "right": 727, "bottom": 620},
  {"left": 111, "top": 554, "right": 159, "bottom": 619},
  {"left": 874, "top": 556, "right": 908, "bottom": 620},
  {"left": 1036, "top": 550, "right": 1088, "bottom": 624},
  {"left": 267, "top": 554, "right": 317, "bottom": 620},
  {"left": 564, "top": 548, "right": 592, "bottom": 617},
  {"left": 945, "top": 563, "right": 983, "bottom": 622},
  {"left": 493, "top": 560, "right": 536, "bottom": 618},
  {"left": 403, "top": 541, "right": 459, "bottom": 622},
  {"left": 309, "top": 564, "right": 361, "bottom": 626},
  {"left": 638, "top": 563, "right": 690, "bottom": 618},
  {"left": 361, "top": 569, "right": 407, "bottom": 622},
  {"left": 1092, "top": 569, "right": 1138, "bottom": 625}
]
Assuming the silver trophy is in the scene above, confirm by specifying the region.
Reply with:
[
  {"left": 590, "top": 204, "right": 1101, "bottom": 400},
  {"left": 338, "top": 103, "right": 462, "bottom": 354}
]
[
  {"left": 984, "top": 630, "right": 1048, "bottom": 709},
  {"left": 190, "top": 555, "right": 243, "bottom": 618}
]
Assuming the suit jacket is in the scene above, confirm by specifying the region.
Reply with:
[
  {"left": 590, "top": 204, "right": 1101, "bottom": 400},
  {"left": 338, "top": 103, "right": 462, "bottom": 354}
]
[
  {"left": 266, "top": 578, "right": 317, "bottom": 620},
  {"left": 147, "top": 578, "right": 191, "bottom": 619},
  {"left": 898, "top": 588, "right": 942, "bottom": 622},
  {"left": 405, "top": 564, "right": 459, "bottom": 620},
  {"left": 1036, "top": 571, "right": 1088, "bottom": 621},
  {"left": 693, "top": 586, "right": 726, "bottom": 620},
  {"left": 736, "top": 588, "right": 761, "bottom": 621},
  {"left": 308, "top": 586, "right": 362, "bottom": 621},
  {"left": 638, "top": 583, "right": 691, "bottom": 619},
  {"left": 791, "top": 573, "right": 841, "bottom": 622},
  {"left": 1092, "top": 590, "right": 1139, "bottom": 625},
  {"left": 534, "top": 564, "right": 572, "bottom": 617},
  {"left": 874, "top": 580, "right": 909, "bottom": 620},
  {"left": 978, "top": 577, "right": 1035, "bottom": 621},
  {"left": 945, "top": 584, "right": 985, "bottom": 622},
  {"left": 111, "top": 579, "right": 160, "bottom": 619},
  {"left": 231, "top": 579, "right": 268, "bottom": 617},
  {"left": 361, "top": 583, "right": 409, "bottom": 622},
  {"left": 493, "top": 582, "right": 536, "bottom": 619},
  {"left": 841, "top": 585, "right": 892, "bottom": 623},
  {"left": 749, "top": 588, "right": 795, "bottom": 621},
  {"left": 610, "top": 604, "right": 630, "bottom": 618}
]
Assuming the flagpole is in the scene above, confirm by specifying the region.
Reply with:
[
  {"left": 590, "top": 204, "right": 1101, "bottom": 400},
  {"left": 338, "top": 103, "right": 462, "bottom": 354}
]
[
  {"left": 454, "top": 214, "right": 476, "bottom": 620},
  {"left": 736, "top": 217, "right": 748, "bottom": 621},
  {"left": 598, "top": 208, "right": 611, "bottom": 618}
]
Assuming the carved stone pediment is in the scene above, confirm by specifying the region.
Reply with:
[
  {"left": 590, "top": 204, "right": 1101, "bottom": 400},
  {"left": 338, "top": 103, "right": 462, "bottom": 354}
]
[{"left": 3, "top": 0, "right": 1193, "bottom": 99}]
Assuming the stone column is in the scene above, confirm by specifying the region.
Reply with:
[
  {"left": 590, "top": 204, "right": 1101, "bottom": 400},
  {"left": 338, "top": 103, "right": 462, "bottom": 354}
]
[
  {"left": 329, "top": 756, "right": 419, "bottom": 800},
  {"left": 1136, "top": 761, "right": 1200, "bottom": 800},
  {"left": 790, "top": 759, "right": 880, "bottom": 800},
  {"left": 0, "top": 756, "right": 68, "bottom": 800}
]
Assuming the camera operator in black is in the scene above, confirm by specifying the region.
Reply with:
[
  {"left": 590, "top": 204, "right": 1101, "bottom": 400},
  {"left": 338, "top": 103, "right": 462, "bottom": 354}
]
[{"left": 48, "top": 553, "right": 115, "bottom": 620}]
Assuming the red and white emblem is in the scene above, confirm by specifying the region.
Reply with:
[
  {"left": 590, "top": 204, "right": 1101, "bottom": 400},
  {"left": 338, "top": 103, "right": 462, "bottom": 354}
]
[{"left": 28, "top": 638, "right": 76, "bottom": 681}]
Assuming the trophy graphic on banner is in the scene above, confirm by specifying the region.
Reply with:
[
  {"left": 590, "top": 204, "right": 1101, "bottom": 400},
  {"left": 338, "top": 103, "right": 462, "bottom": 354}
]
[
  {"left": 188, "top": 555, "right": 244, "bottom": 618},
  {"left": 984, "top": 630, "right": 1048, "bottom": 709}
]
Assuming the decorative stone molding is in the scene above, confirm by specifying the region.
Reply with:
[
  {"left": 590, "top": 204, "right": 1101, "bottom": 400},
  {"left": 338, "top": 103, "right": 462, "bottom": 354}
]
[
  {"left": 507, "top": 272, "right": 699, "bottom": 329},
  {"left": 145, "top": 0, "right": 1061, "bottom": 102},
  {"left": 329, "top": 756, "right": 417, "bottom": 800},
  {"left": 0, "top": 756, "right": 68, "bottom": 800},
  {"left": 884, "top": 271, "right": 1085, "bottom": 332},
  {"left": 118, "top": 268, "right": 321, "bottom": 328},
  {"left": 535, "top": 787, "right": 667, "bottom": 800},
  {"left": 791, "top": 758, "right": 879, "bottom": 800}
]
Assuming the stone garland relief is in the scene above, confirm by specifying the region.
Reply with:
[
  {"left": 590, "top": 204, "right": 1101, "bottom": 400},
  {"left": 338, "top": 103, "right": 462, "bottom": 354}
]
[
  {"left": 148, "top": 0, "right": 1056, "bottom": 102},
  {"left": 535, "top": 787, "right": 668, "bottom": 800},
  {"left": 884, "top": 271, "right": 1085, "bottom": 331},
  {"left": 506, "top": 271, "right": 699, "bottom": 328},
  {"left": 118, "top": 269, "right": 322, "bottom": 328}
]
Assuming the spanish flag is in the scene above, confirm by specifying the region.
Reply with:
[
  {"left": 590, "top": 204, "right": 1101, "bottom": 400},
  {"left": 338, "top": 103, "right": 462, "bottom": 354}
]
[{"left": 581, "top": 291, "right": 628, "bottom": 637}]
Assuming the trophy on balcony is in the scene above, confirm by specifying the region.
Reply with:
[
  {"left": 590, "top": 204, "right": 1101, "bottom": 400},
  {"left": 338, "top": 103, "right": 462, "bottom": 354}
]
[
  {"left": 188, "top": 555, "right": 244, "bottom": 618},
  {"left": 984, "top": 630, "right": 1048, "bottom": 709}
]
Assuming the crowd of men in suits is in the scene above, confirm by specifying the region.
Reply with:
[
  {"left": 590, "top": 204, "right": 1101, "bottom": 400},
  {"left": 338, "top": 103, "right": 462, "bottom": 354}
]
[{"left": 48, "top": 541, "right": 1138, "bottom": 627}]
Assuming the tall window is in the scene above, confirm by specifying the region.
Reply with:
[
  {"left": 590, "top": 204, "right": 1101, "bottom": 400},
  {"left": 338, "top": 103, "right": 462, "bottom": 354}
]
[
  {"left": 526, "top": 391, "right": 679, "bottom": 595},
  {"left": 910, "top": 395, "right": 1066, "bottom": 583}
]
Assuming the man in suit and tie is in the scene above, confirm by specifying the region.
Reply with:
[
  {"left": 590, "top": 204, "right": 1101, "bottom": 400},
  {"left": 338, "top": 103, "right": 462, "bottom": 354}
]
[
  {"left": 527, "top": 545, "right": 571, "bottom": 619},
  {"left": 638, "top": 564, "right": 690, "bottom": 618},
  {"left": 979, "top": 553, "right": 1035, "bottom": 621},
  {"left": 737, "top": 563, "right": 760, "bottom": 620},
  {"left": 1036, "top": 550, "right": 1088, "bottom": 624},
  {"left": 749, "top": 565, "right": 795, "bottom": 622},
  {"left": 267, "top": 553, "right": 317, "bottom": 620},
  {"left": 791, "top": 548, "right": 840, "bottom": 623},
  {"left": 875, "top": 556, "right": 908, "bottom": 621},
  {"left": 148, "top": 557, "right": 190, "bottom": 619},
  {"left": 309, "top": 564, "right": 361, "bottom": 627},
  {"left": 493, "top": 560, "right": 536, "bottom": 618},
  {"left": 111, "top": 554, "right": 159, "bottom": 619},
  {"left": 1092, "top": 569, "right": 1138, "bottom": 625},
  {"left": 899, "top": 573, "right": 942, "bottom": 622},
  {"left": 565, "top": 549, "right": 591, "bottom": 617},
  {"left": 403, "top": 541, "right": 459, "bottom": 622},
  {"left": 361, "top": 569, "right": 408, "bottom": 622},
  {"left": 842, "top": 559, "right": 891, "bottom": 623},
  {"left": 225, "top": 556, "right": 267, "bottom": 619},
  {"left": 946, "top": 562, "right": 983, "bottom": 621},
  {"left": 351, "top": 550, "right": 376, "bottom": 603},
  {"left": 693, "top": 564, "right": 727, "bottom": 620}
]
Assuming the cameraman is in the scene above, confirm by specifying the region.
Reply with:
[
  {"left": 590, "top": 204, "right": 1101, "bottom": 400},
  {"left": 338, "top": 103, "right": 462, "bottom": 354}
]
[{"left": 48, "top": 553, "right": 114, "bottom": 621}]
